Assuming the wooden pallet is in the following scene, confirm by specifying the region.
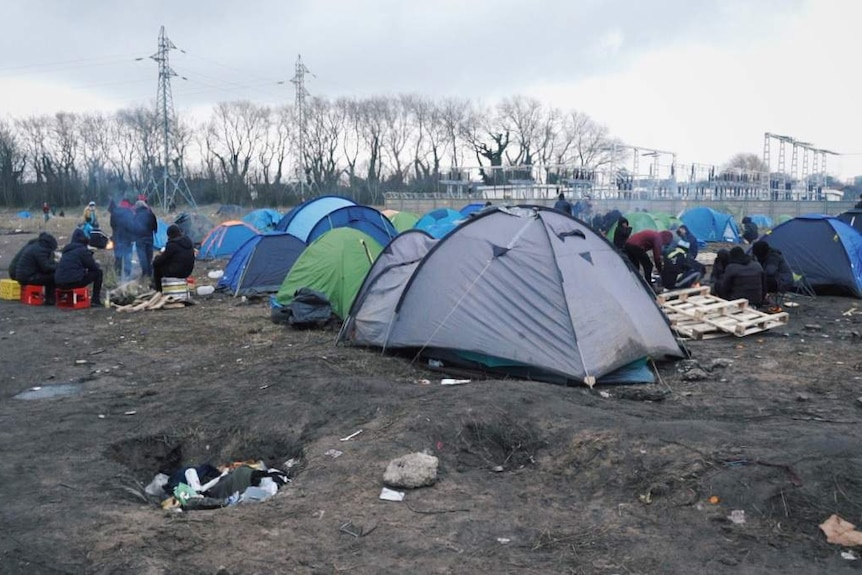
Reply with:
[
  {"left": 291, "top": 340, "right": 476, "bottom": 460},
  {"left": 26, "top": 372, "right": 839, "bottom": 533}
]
[{"left": 658, "top": 286, "right": 789, "bottom": 339}]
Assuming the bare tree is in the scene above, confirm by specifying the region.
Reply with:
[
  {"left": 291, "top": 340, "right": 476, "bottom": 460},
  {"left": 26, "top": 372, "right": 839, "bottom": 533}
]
[
  {"left": 556, "top": 111, "right": 616, "bottom": 169},
  {"left": 461, "top": 102, "right": 509, "bottom": 184},
  {"left": 438, "top": 97, "right": 470, "bottom": 172},
  {"left": 723, "top": 152, "right": 768, "bottom": 173},
  {"left": 117, "top": 106, "right": 160, "bottom": 187},
  {"left": 380, "top": 95, "right": 413, "bottom": 187},
  {"left": 302, "top": 96, "right": 344, "bottom": 196},
  {"left": 0, "top": 119, "right": 25, "bottom": 205},
  {"left": 205, "top": 100, "right": 270, "bottom": 203}
]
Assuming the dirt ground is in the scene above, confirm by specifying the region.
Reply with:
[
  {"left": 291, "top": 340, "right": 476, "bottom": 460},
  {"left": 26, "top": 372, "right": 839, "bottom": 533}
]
[{"left": 2, "top": 211, "right": 862, "bottom": 575}]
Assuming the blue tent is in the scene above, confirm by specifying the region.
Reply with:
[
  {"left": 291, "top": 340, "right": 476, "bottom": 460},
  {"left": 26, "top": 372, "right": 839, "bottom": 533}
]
[
  {"left": 837, "top": 209, "right": 862, "bottom": 234},
  {"left": 749, "top": 214, "right": 773, "bottom": 230},
  {"left": 460, "top": 203, "right": 487, "bottom": 216},
  {"left": 242, "top": 208, "right": 282, "bottom": 232},
  {"left": 274, "top": 195, "right": 356, "bottom": 241},
  {"left": 680, "top": 207, "right": 741, "bottom": 243},
  {"left": 307, "top": 205, "right": 398, "bottom": 247},
  {"left": 16, "top": 210, "right": 31, "bottom": 219},
  {"left": 218, "top": 232, "right": 306, "bottom": 296},
  {"left": 415, "top": 208, "right": 464, "bottom": 239},
  {"left": 198, "top": 221, "right": 260, "bottom": 260},
  {"left": 765, "top": 214, "right": 862, "bottom": 297},
  {"left": 154, "top": 218, "right": 169, "bottom": 249}
]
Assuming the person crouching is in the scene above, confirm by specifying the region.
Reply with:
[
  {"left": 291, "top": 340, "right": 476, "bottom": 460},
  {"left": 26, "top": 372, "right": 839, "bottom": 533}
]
[
  {"left": 55, "top": 228, "right": 104, "bottom": 307},
  {"left": 152, "top": 224, "right": 195, "bottom": 292}
]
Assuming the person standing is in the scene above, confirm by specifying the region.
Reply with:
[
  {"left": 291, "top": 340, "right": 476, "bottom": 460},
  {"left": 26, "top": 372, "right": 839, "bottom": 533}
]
[
  {"left": 15, "top": 232, "right": 58, "bottom": 305},
  {"left": 42, "top": 202, "right": 50, "bottom": 223},
  {"left": 624, "top": 229, "right": 674, "bottom": 285},
  {"left": 55, "top": 229, "right": 103, "bottom": 307},
  {"left": 741, "top": 217, "right": 759, "bottom": 244},
  {"left": 152, "top": 225, "right": 195, "bottom": 292},
  {"left": 132, "top": 200, "right": 158, "bottom": 281},
  {"left": 612, "top": 217, "right": 632, "bottom": 250},
  {"left": 553, "top": 192, "right": 572, "bottom": 216},
  {"left": 109, "top": 199, "right": 134, "bottom": 282}
]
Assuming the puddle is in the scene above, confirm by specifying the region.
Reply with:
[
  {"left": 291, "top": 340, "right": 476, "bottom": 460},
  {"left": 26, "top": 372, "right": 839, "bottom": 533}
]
[{"left": 14, "top": 383, "right": 82, "bottom": 400}]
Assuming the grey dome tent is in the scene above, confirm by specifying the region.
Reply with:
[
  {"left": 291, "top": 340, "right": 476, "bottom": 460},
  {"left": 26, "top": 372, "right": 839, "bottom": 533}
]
[{"left": 341, "top": 206, "right": 684, "bottom": 386}]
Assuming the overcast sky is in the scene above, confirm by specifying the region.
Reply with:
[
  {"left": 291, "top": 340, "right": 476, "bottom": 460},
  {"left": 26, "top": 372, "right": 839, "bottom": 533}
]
[{"left": 0, "top": 0, "right": 859, "bottom": 178}]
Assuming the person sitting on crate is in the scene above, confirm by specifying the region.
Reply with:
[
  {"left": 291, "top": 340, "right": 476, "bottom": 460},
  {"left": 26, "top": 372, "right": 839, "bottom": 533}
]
[
  {"left": 8, "top": 238, "right": 39, "bottom": 282},
  {"left": 152, "top": 224, "right": 195, "bottom": 292},
  {"left": 14, "top": 232, "right": 59, "bottom": 306},
  {"left": 55, "top": 229, "right": 103, "bottom": 308}
]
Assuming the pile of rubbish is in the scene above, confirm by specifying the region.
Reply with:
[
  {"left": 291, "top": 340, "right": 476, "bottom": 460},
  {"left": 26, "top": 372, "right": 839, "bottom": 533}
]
[{"left": 145, "top": 460, "right": 290, "bottom": 511}]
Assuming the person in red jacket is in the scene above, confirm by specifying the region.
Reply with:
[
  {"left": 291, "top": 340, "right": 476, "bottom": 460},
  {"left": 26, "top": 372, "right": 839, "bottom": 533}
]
[{"left": 624, "top": 229, "right": 674, "bottom": 285}]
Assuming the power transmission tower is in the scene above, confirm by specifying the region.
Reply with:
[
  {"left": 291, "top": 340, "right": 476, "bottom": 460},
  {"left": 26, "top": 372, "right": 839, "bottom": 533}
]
[
  {"left": 145, "top": 25, "right": 196, "bottom": 211},
  {"left": 290, "top": 54, "right": 312, "bottom": 200}
]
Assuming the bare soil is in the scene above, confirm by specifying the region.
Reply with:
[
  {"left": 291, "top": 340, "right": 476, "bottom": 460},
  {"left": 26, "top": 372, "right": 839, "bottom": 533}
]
[{"left": 2, "top": 212, "right": 862, "bottom": 574}]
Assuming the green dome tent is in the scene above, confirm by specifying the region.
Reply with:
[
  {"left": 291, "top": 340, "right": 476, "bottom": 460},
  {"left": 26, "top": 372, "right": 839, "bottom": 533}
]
[
  {"left": 388, "top": 211, "right": 420, "bottom": 233},
  {"left": 276, "top": 228, "right": 382, "bottom": 319},
  {"left": 606, "top": 212, "right": 667, "bottom": 241},
  {"left": 651, "top": 212, "right": 681, "bottom": 230},
  {"left": 776, "top": 214, "right": 793, "bottom": 225}
]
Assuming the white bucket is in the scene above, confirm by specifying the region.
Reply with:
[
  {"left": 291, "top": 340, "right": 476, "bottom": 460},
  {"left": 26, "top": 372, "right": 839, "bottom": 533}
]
[{"left": 161, "top": 277, "right": 189, "bottom": 301}]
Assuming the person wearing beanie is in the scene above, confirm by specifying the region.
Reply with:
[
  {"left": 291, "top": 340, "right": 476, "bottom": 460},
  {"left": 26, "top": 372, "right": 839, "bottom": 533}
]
[
  {"left": 716, "top": 246, "right": 765, "bottom": 306},
  {"left": 15, "top": 232, "right": 59, "bottom": 305},
  {"left": 83, "top": 201, "right": 99, "bottom": 229},
  {"left": 624, "top": 229, "right": 674, "bottom": 285},
  {"left": 55, "top": 228, "right": 104, "bottom": 307},
  {"left": 751, "top": 239, "right": 793, "bottom": 294},
  {"left": 132, "top": 199, "right": 158, "bottom": 280},
  {"left": 152, "top": 224, "right": 195, "bottom": 292}
]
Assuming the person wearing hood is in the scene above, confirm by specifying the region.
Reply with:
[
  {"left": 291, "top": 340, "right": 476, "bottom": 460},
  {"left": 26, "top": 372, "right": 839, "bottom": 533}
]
[
  {"left": 624, "top": 229, "right": 674, "bottom": 285},
  {"left": 741, "top": 216, "right": 759, "bottom": 244},
  {"left": 553, "top": 192, "right": 572, "bottom": 216},
  {"left": 152, "top": 224, "right": 195, "bottom": 292},
  {"left": 132, "top": 200, "right": 158, "bottom": 280},
  {"left": 710, "top": 248, "right": 731, "bottom": 294},
  {"left": 55, "top": 228, "right": 103, "bottom": 307},
  {"left": 751, "top": 239, "right": 793, "bottom": 294},
  {"left": 109, "top": 198, "right": 134, "bottom": 281},
  {"left": 612, "top": 217, "right": 632, "bottom": 250},
  {"left": 675, "top": 224, "right": 699, "bottom": 260},
  {"left": 15, "top": 232, "right": 59, "bottom": 305},
  {"left": 716, "top": 246, "right": 765, "bottom": 306}
]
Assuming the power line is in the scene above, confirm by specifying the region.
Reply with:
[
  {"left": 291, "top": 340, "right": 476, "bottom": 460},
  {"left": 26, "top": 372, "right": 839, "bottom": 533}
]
[{"left": 0, "top": 54, "right": 140, "bottom": 76}]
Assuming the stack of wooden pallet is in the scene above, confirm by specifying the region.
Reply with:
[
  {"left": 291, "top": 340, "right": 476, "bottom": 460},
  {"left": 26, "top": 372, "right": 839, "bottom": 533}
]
[{"left": 657, "top": 286, "right": 789, "bottom": 340}]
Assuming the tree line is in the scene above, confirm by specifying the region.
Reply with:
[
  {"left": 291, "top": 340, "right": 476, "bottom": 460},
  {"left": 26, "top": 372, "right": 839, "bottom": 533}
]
[{"left": 0, "top": 95, "right": 620, "bottom": 208}]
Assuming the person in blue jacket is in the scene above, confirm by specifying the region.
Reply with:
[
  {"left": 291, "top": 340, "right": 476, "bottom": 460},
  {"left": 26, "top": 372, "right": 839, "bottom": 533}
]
[{"left": 55, "top": 228, "right": 103, "bottom": 307}]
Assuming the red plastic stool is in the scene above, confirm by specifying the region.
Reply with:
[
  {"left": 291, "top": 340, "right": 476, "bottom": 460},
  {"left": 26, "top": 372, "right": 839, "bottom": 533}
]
[
  {"left": 56, "top": 287, "right": 90, "bottom": 309},
  {"left": 20, "top": 285, "right": 45, "bottom": 305}
]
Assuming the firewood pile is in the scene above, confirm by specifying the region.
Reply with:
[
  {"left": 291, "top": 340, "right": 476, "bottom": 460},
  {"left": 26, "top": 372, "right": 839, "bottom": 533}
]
[{"left": 111, "top": 290, "right": 196, "bottom": 312}]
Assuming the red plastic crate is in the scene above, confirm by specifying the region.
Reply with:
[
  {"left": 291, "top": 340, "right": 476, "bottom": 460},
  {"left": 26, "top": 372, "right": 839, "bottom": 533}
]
[
  {"left": 20, "top": 285, "right": 45, "bottom": 305},
  {"left": 56, "top": 287, "right": 90, "bottom": 309}
]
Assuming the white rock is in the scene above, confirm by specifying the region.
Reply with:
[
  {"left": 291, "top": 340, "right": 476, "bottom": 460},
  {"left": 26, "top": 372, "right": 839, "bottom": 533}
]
[{"left": 383, "top": 452, "right": 439, "bottom": 488}]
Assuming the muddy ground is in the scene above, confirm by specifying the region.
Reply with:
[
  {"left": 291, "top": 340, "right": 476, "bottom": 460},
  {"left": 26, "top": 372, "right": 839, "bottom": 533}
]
[{"left": 2, "top": 212, "right": 862, "bottom": 575}]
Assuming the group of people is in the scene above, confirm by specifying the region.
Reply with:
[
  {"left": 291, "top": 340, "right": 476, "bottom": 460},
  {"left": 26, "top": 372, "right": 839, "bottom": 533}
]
[
  {"left": 710, "top": 240, "right": 793, "bottom": 307},
  {"left": 7, "top": 199, "right": 196, "bottom": 307},
  {"left": 8, "top": 229, "right": 104, "bottom": 307},
  {"left": 553, "top": 192, "right": 593, "bottom": 222}
]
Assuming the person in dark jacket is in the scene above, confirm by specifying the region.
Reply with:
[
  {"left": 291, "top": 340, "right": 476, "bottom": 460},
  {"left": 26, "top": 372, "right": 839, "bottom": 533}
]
[
  {"left": 675, "top": 224, "right": 699, "bottom": 260},
  {"left": 613, "top": 217, "right": 632, "bottom": 250},
  {"left": 710, "top": 248, "right": 730, "bottom": 294},
  {"left": 132, "top": 200, "right": 158, "bottom": 280},
  {"left": 55, "top": 228, "right": 103, "bottom": 307},
  {"left": 8, "top": 238, "right": 39, "bottom": 282},
  {"left": 15, "top": 232, "right": 58, "bottom": 305},
  {"left": 751, "top": 239, "right": 793, "bottom": 294},
  {"left": 716, "top": 246, "right": 765, "bottom": 306},
  {"left": 109, "top": 198, "right": 135, "bottom": 281},
  {"left": 553, "top": 192, "right": 572, "bottom": 216},
  {"left": 624, "top": 229, "right": 674, "bottom": 284},
  {"left": 152, "top": 225, "right": 196, "bottom": 292},
  {"left": 741, "top": 216, "right": 759, "bottom": 244}
]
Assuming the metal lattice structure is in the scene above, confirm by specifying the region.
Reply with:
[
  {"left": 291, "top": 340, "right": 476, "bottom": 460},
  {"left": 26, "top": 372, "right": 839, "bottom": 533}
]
[
  {"left": 145, "top": 25, "right": 196, "bottom": 211},
  {"left": 290, "top": 55, "right": 311, "bottom": 199}
]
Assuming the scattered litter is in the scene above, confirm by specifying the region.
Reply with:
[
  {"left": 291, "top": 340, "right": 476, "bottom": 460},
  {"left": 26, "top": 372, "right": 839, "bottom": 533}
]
[
  {"left": 207, "top": 270, "right": 224, "bottom": 279},
  {"left": 784, "top": 301, "right": 799, "bottom": 308},
  {"left": 379, "top": 487, "right": 405, "bottom": 502},
  {"left": 492, "top": 465, "right": 504, "bottom": 473},
  {"left": 88, "top": 349, "right": 105, "bottom": 355},
  {"left": 196, "top": 285, "right": 215, "bottom": 296},
  {"left": 259, "top": 384, "right": 270, "bottom": 390},
  {"left": 599, "top": 391, "right": 611, "bottom": 398},
  {"left": 124, "top": 410, "right": 137, "bottom": 416},
  {"left": 340, "top": 522, "right": 361, "bottom": 537},
  {"left": 324, "top": 449, "right": 343, "bottom": 458},
  {"left": 75, "top": 359, "right": 88, "bottom": 365},
  {"left": 98, "top": 414, "right": 106, "bottom": 419},
  {"left": 428, "top": 359, "right": 443, "bottom": 368},
  {"left": 283, "top": 458, "right": 299, "bottom": 469},
  {"left": 417, "top": 379, "right": 431, "bottom": 385},
  {"left": 842, "top": 551, "right": 860, "bottom": 560},
  {"left": 340, "top": 429, "right": 363, "bottom": 441},
  {"left": 441, "top": 378, "right": 470, "bottom": 385},
  {"left": 8, "top": 331, "right": 14, "bottom": 335},
  {"left": 30, "top": 386, "right": 42, "bottom": 392},
  {"left": 145, "top": 473, "right": 169, "bottom": 497},
  {"left": 728, "top": 510, "right": 746, "bottom": 525},
  {"left": 821, "top": 514, "right": 862, "bottom": 546},
  {"left": 497, "top": 538, "right": 511, "bottom": 544}
]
